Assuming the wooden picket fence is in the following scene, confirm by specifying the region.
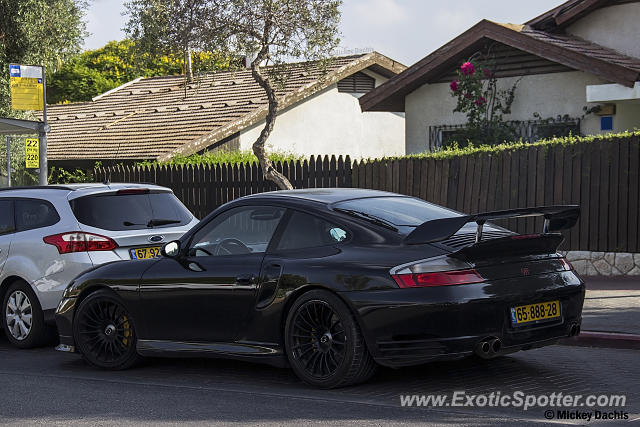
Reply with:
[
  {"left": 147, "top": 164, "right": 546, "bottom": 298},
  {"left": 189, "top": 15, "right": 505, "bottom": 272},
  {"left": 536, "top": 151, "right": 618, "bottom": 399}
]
[
  {"left": 96, "top": 155, "right": 352, "bottom": 221},
  {"left": 95, "top": 134, "right": 640, "bottom": 252}
]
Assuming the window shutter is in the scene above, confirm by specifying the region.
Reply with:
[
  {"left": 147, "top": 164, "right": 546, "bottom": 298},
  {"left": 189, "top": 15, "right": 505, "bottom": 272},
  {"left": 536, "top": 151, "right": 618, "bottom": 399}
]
[{"left": 337, "top": 72, "right": 375, "bottom": 93}]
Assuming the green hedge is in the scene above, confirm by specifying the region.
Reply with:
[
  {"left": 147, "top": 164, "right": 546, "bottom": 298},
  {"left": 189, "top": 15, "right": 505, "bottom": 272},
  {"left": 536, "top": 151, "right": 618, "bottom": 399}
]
[
  {"left": 138, "top": 131, "right": 640, "bottom": 168},
  {"left": 135, "top": 150, "right": 302, "bottom": 168},
  {"left": 379, "top": 130, "right": 640, "bottom": 163}
]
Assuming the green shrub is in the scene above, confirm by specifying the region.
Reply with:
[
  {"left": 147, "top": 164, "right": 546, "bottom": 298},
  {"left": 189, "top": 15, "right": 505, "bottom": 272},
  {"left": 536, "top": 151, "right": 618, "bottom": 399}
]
[
  {"left": 48, "top": 166, "right": 94, "bottom": 184},
  {"left": 136, "top": 150, "right": 302, "bottom": 167},
  {"left": 363, "top": 130, "right": 640, "bottom": 163}
]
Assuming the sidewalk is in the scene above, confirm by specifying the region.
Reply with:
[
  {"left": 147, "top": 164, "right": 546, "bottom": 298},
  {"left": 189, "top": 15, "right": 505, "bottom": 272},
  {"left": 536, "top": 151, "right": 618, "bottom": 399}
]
[{"left": 561, "top": 276, "right": 640, "bottom": 349}]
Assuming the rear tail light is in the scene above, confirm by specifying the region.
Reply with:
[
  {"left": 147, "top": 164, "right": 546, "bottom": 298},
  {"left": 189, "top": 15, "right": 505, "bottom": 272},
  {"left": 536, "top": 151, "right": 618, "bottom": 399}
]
[
  {"left": 560, "top": 258, "right": 574, "bottom": 271},
  {"left": 391, "top": 255, "right": 485, "bottom": 288},
  {"left": 116, "top": 188, "right": 149, "bottom": 195},
  {"left": 511, "top": 234, "right": 542, "bottom": 240},
  {"left": 392, "top": 269, "right": 485, "bottom": 288},
  {"left": 43, "top": 232, "right": 118, "bottom": 254}
]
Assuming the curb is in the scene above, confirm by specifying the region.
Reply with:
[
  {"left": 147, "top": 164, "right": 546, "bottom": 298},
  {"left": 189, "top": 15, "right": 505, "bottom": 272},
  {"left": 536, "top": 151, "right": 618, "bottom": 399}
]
[{"left": 559, "top": 331, "right": 640, "bottom": 350}]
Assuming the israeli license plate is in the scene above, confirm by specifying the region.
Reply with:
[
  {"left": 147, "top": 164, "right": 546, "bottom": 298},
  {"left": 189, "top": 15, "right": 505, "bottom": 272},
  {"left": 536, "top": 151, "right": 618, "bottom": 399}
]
[
  {"left": 130, "top": 247, "right": 162, "bottom": 260},
  {"left": 511, "top": 300, "right": 561, "bottom": 325}
]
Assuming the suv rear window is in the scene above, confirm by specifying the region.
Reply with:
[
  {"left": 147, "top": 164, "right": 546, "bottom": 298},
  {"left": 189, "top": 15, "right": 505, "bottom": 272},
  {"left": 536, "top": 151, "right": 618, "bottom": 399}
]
[
  {"left": 70, "top": 191, "right": 193, "bottom": 231},
  {"left": 333, "top": 196, "right": 461, "bottom": 226}
]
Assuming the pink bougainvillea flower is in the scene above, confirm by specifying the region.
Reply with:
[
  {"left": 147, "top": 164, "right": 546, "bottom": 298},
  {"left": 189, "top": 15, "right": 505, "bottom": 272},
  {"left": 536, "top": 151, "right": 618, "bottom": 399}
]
[
  {"left": 450, "top": 80, "right": 459, "bottom": 92},
  {"left": 461, "top": 61, "right": 475, "bottom": 76},
  {"left": 484, "top": 68, "right": 492, "bottom": 78},
  {"left": 474, "top": 97, "right": 486, "bottom": 106},
  {"left": 464, "top": 92, "right": 471, "bottom": 99}
]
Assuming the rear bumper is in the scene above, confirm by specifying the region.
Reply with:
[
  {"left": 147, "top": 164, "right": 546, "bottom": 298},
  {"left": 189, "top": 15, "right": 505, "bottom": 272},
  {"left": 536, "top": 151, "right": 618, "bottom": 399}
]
[{"left": 340, "top": 271, "right": 585, "bottom": 368}]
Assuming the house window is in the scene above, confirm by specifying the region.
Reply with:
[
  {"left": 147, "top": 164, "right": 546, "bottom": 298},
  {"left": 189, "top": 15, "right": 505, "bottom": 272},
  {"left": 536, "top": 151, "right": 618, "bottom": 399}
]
[
  {"left": 428, "top": 119, "right": 581, "bottom": 151},
  {"left": 337, "top": 72, "right": 375, "bottom": 94},
  {"left": 600, "top": 116, "right": 613, "bottom": 131}
]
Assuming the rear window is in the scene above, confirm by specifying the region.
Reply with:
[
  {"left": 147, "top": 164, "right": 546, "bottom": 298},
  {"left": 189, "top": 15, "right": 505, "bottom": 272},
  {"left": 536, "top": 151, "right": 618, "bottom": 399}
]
[
  {"left": 70, "top": 191, "right": 193, "bottom": 231},
  {"left": 333, "top": 196, "right": 461, "bottom": 226}
]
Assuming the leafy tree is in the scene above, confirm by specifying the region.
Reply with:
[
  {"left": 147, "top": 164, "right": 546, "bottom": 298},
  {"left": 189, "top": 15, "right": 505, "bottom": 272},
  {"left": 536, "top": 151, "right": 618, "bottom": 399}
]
[
  {"left": 124, "top": 0, "right": 221, "bottom": 82},
  {"left": 214, "top": 0, "right": 342, "bottom": 190},
  {"left": 0, "top": 0, "right": 88, "bottom": 117},
  {"left": 47, "top": 39, "right": 228, "bottom": 103},
  {"left": 125, "top": 0, "right": 342, "bottom": 189}
]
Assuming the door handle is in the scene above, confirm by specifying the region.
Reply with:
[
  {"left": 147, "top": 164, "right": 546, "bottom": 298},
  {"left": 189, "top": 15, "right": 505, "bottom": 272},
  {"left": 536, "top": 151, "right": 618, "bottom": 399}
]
[{"left": 235, "top": 274, "right": 255, "bottom": 285}]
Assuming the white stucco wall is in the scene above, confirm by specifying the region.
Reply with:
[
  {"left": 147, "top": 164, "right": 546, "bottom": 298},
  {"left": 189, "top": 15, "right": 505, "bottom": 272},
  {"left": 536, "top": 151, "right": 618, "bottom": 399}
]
[
  {"left": 405, "top": 71, "right": 614, "bottom": 154},
  {"left": 239, "top": 70, "right": 405, "bottom": 160},
  {"left": 567, "top": 3, "right": 640, "bottom": 59},
  {"left": 613, "top": 101, "right": 640, "bottom": 132}
]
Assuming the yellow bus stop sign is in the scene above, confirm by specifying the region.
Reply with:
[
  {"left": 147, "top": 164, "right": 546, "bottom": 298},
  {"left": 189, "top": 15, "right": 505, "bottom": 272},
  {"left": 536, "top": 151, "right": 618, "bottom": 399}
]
[
  {"left": 10, "top": 64, "right": 44, "bottom": 111},
  {"left": 25, "top": 138, "right": 39, "bottom": 169}
]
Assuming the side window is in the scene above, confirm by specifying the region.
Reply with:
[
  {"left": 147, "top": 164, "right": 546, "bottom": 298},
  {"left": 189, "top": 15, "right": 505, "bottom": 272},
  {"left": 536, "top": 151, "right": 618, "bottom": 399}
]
[
  {"left": 189, "top": 206, "right": 285, "bottom": 257},
  {"left": 15, "top": 199, "right": 60, "bottom": 232},
  {"left": 276, "top": 211, "right": 348, "bottom": 251},
  {"left": 0, "top": 200, "right": 15, "bottom": 235}
]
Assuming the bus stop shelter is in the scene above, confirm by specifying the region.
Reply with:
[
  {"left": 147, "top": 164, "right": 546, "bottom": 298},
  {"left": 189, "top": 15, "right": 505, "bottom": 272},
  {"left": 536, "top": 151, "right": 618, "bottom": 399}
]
[{"left": 0, "top": 117, "right": 49, "bottom": 186}]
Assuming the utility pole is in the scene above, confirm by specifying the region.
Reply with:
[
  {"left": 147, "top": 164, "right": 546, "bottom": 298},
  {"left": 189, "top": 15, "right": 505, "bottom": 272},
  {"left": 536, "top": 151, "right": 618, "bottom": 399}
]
[
  {"left": 5, "top": 136, "right": 10, "bottom": 187},
  {"left": 39, "top": 65, "right": 48, "bottom": 185}
]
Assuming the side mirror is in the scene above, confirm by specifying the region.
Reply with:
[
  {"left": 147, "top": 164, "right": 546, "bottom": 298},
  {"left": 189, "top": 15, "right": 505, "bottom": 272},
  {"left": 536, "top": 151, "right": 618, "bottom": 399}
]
[{"left": 162, "top": 240, "right": 181, "bottom": 258}]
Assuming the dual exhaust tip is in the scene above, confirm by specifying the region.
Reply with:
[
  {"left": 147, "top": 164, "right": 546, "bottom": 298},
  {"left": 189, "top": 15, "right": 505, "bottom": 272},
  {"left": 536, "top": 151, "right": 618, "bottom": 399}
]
[
  {"left": 475, "top": 324, "right": 580, "bottom": 358},
  {"left": 475, "top": 337, "right": 502, "bottom": 359},
  {"left": 569, "top": 323, "right": 580, "bottom": 337}
]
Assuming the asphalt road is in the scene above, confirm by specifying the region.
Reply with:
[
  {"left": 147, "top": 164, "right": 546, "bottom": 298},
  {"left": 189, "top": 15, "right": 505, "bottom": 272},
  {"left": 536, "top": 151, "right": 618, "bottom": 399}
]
[{"left": 0, "top": 335, "right": 638, "bottom": 426}]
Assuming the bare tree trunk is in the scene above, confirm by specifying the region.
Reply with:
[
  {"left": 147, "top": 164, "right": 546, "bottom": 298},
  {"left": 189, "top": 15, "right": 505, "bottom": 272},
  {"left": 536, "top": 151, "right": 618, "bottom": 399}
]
[
  {"left": 250, "top": 54, "right": 293, "bottom": 190},
  {"left": 185, "top": 48, "right": 193, "bottom": 83}
]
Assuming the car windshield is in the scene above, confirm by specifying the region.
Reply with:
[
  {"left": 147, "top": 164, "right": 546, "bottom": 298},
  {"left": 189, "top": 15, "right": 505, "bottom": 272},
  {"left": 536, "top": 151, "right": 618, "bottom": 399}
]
[
  {"left": 333, "top": 196, "right": 461, "bottom": 227},
  {"left": 70, "top": 191, "right": 193, "bottom": 231}
]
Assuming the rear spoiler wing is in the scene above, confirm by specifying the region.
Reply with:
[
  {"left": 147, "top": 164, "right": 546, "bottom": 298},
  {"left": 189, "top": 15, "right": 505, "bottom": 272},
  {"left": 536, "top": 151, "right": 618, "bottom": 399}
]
[{"left": 405, "top": 205, "right": 580, "bottom": 245}]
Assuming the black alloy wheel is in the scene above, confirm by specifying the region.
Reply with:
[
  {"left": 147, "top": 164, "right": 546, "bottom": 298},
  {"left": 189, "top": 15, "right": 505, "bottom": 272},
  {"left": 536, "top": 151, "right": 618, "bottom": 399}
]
[
  {"left": 73, "top": 290, "right": 140, "bottom": 370},
  {"left": 285, "top": 290, "right": 377, "bottom": 388},
  {"left": 290, "top": 300, "right": 346, "bottom": 378}
]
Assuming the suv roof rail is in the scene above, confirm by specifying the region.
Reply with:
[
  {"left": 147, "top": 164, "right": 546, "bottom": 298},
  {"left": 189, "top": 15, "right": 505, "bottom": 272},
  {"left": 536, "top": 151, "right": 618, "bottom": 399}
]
[{"left": 0, "top": 185, "right": 74, "bottom": 192}]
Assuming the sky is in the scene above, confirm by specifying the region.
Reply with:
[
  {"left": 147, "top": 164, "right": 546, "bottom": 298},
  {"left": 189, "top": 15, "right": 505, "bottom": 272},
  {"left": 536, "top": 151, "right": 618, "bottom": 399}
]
[{"left": 84, "top": 0, "right": 563, "bottom": 66}]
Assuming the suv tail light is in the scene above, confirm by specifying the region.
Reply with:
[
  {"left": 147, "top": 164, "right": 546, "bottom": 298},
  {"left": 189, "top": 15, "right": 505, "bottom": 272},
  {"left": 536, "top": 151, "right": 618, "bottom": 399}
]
[
  {"left": 43, "top": 232, "right": 118, "bottom": 254},
  {"left": 390, "top": 255, "right": 485, "bottom": 288},
  {"left": 116, "top": 188, "right": 149, "bottom": 195}
]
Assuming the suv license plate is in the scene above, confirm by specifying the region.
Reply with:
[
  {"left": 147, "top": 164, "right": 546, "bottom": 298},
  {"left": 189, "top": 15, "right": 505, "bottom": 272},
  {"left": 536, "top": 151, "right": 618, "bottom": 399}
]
[{"left": 130, "top": 247, "right": 162, "bottom": 260}]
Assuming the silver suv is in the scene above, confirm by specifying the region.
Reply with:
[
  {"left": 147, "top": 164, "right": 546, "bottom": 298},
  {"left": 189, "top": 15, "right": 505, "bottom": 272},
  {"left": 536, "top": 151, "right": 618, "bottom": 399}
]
[{"left": 0, "top": 183, "right": 198, "bottom": 348}]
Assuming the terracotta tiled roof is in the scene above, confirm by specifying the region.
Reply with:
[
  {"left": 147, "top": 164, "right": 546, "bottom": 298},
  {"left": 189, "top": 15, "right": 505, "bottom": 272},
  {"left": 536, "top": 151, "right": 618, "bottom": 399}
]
[
  {"left": 519, "top": 28, "right": 640, "bottom": 73},
  {"left": 525, "top": 0, "right": 635, "bottom": 31},
  {"left": 44, "top": 52, "right": 405, "bottom": 161},
  {"left": 360, "top": 19, "right": 640, "bottom": 112}
]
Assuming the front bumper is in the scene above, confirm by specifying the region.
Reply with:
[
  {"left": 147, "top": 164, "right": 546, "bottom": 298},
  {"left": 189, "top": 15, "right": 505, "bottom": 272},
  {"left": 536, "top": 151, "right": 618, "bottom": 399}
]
[
  {"left": 341, "top": 271, "right": 585, "bottom": 368},
  {"left": 55, "top": 296, "right": 77, "bottom": 349}
]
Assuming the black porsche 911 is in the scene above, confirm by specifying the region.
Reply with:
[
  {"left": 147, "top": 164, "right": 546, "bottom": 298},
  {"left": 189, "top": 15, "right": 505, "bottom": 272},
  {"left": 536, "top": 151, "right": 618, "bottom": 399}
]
[{"left": 55, "top": 188, "right": 585, "bottom": 388}]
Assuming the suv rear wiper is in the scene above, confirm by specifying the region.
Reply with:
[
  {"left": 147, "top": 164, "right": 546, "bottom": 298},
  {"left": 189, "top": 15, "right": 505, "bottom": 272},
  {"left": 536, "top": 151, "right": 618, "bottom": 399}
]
[
  {"left": 123, "top": 219, "right": 182, "bottom": 228},
  {"left": 333, "top": 208, "right": 398, "bottom": 231},
  {"left": 147, "top": 219, "right": 182, "bottom": 227}
]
